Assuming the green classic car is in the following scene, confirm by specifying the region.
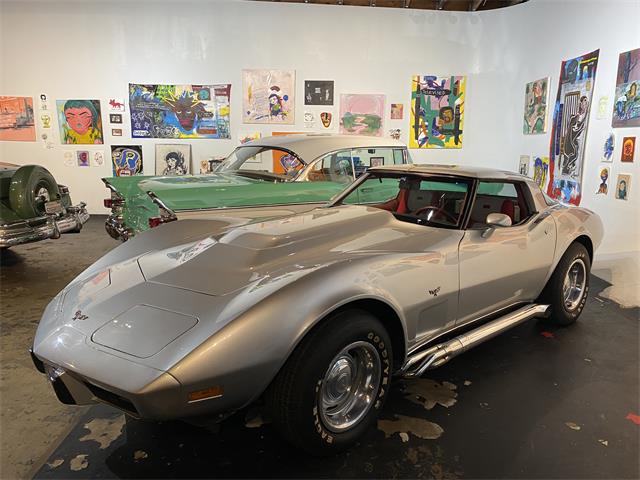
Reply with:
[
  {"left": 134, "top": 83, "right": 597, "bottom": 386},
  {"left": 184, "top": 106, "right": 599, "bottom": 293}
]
[
  {"left": 103, "top": 134, "right": 411, "bottom": 241},
  {"left": 0, "top": 163, "right": 89, "bottom": 248}
]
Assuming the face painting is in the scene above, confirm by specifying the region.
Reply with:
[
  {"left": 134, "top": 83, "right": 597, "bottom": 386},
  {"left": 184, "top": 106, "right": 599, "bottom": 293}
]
[{"left": 64, "top": 107, "right": 93, "bottom": 135}]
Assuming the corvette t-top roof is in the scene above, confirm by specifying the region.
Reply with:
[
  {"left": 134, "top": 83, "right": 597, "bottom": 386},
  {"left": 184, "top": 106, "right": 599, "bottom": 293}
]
[
  {"left": 369, "top": 163, "right": 527, "bottom": 181},
  {"left": 240, "top": 134, "right": 405, "bottom": 163}
]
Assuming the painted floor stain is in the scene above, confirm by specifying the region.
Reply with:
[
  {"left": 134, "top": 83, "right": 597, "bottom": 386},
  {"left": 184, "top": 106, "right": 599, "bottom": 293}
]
[
  {"left": 625, "top": 413, "right": 640, "bottom": 425},
  {"left": 403, "top": 379, "right": 458, "bottom": 410},
  {"left": 78, "top": 415, "right": 125, "bottom": 449},
  {"left": 378, "top": 414, "right": 444, "bottom": 440},
  {"left": 69, "top": 454, "right": 89, "bottom": 471},
  {"left": 565, "top": 421, "right": 581, "bottom": 431}
]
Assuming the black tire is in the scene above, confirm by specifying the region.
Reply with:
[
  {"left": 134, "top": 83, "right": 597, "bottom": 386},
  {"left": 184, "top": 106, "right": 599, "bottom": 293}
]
[
  {"left": 9, "top": 165, "right": 60, "bottom": 219},
  {"left": 539, "top": 242, "right": 590, "bottom": 326},
  {"left": 266, "top": 309, "right": 392, "bottom": 455}
]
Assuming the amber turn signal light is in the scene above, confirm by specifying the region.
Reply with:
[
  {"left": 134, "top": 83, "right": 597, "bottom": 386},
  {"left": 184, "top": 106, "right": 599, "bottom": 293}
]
[{"left": 188, "top": 386, "right": 224, "bottom": 402}]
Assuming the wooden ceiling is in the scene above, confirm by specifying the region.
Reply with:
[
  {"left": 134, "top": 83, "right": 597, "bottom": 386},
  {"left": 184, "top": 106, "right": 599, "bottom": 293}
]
[{"left": 249, "top": 0, "right": 528, "bottom": 12}]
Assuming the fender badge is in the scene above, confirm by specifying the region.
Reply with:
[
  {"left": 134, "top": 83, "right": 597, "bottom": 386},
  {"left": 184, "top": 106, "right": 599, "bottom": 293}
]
[
  {"left": 428, "top": 287, "right": 441, "bottom": 297},
  {"left": 72, "top": 310, "right": 88, "bottom": 321}
]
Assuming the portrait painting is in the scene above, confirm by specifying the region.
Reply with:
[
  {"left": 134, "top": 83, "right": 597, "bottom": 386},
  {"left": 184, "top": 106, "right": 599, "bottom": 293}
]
[{"left": 57, "top": 99, "right": 103, "bottom": 144}]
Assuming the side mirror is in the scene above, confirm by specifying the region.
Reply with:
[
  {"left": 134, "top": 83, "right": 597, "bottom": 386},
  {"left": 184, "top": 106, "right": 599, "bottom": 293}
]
[{"left": 481, "top": 213, "right": 512, "bottom": 238}]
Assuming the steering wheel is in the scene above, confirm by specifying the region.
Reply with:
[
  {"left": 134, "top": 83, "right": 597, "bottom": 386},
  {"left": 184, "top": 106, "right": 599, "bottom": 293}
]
[{"left": 413, "top": 206, "right": 458, "bottom": 223}]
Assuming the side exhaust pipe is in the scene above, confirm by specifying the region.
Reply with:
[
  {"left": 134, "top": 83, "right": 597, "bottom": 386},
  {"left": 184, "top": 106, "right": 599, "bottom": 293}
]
[{"left": 402, "top": 304, "right": 550, "bottom": 378}]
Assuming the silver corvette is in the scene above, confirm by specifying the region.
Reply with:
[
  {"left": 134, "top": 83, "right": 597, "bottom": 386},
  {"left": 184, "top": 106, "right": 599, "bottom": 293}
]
[{"left": 32, "top": 164, "right": 603, "bottom": 454}]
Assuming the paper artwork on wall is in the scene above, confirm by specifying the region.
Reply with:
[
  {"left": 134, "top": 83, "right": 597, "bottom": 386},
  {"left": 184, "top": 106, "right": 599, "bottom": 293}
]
[
  {"left": 76, "top": 150, "right": 90, "bottom": 167},
  {"left": 243, "top": 70, "right": 295, "bottom": 124},
  {"left": 391, "top": 103, "right": 404, "bottom": 120},
  {"left": 40, "top": 113, "right": 52, "bottom": 129},
  {"left": 596, "top": 166, "right": 609, "bottom": 195},
  {"left": 612, "top": 48, "right": 640, "bottom": 128},
  {"left": 320, "top": 112, "right": 332, "bottom": 128},
  {"left": 409, "top": 75, "right": 465, "bottom": 149},
  {"left": 56, "top": 99, "right": 104, "bottom": 144},
  {"left": 110, "top": 114, "right": 123, "bottom": 124},
  {"left": 304, "top": 111, "right": 315, "bottom": 129},
  {"left": 340, "top": 94, "right": 385, "bottom": 137},
  {"left": 547, "top": 49, "right": 599, "bottom": 205},
  {"left": 111, "top": 145, "right": 143, "bottom": 176},
  {"left": 389, "top": 129, "right": 401, "bottom": 140},
  {"left": 615, "top": 174, "right": 631, "bottom": 200},
  {"left": 108, "top": 98, "right": 125, "bottom": 112},
  {"left": 92, "top": 151, "right": 105, "bottom": 167},
  {"left": 621, "top": 136, "right": 636, "bottom": 162},
  {"left": 112, "top": 128, "right": 122, "bottom": 137},
  {"left": 0, "top": 96, "right": 36, "bottom": 141},
  {"left": 596, "top": 96, "right": 608, "bottom": 120},
  {"left": 129, "top": 83, "right": 231, "bottom": 139},
  {"left": 304, "top": 80, "right": 334, "bottom": 106},
  {"left": 523, "top": 77, "right": 549, "bottom": 134},
  {"left": 602, "top": 133, "right": 615, "bottom": 162},
  {"left": 239, "top": 132, "right": 261, "bottom": 145},
  {"left": 38, "top": 94, "right": 49, "bottom": 111},
  {"left": 532, "top": 156, "right": 550, "bottom": 190},
  {"left": 155, "top": 144, "right": 191, "bottom": 175},
  {"left": 519, "top": 155, "right": 530, "bottom": 175},
  {"left": 63, "top": 151, "right": 74, "bottom": 167}
]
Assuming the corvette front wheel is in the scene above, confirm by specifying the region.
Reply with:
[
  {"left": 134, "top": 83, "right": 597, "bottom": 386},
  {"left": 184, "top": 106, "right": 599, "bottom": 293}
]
[{"left": 266, "top": 309, "right": 392, "bottom": 455}]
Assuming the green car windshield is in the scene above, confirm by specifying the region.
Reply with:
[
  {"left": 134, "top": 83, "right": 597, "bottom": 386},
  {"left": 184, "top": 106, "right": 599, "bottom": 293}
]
[{"left": 339, "top": 173, "right": 472, "bottom": 228}]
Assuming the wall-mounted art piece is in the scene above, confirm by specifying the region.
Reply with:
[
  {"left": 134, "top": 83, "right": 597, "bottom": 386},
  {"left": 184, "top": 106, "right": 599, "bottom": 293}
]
[
  {"left": 40, "top": 113, "right": 52, "bottom": 129},
  {"left": 129, "top": 83, "right": 231, "bottom": 139},
  {"left": 38, "top": 93, "right": 49, "bottom": 111},
  {"left": 532, "top": 156, "right": 550, "bottom": 190},
  {"left": 112, "top": 128, "right": 122, "bottom": 137},
  {"left": 596, "top": 96, "right": 608, "bottom": 119},
  {"left": 547, "top": 49, "right": 599, "bottom": 205},
  {"left": 111, "top": 145, "right": 143, "bottom": 176},
  {"left": 243, "top": 70, "right": 295, "bottom": 124},
  {"left": 339, "top": 94, "right": 385, "bottom": 137},
  {"left": 615, "top": 173, "right": 631, "bottom": 200},
  {"left": 621, "top": 136, "right": 636, "bottom": 162},
  {"left": 523, "top": 77, "right": 549, "bottom": 134},
  {"left": 391, "top": 103, "right": 404, "bottom": 120},
  {"left": 108, "top": 98, "right": 125, "bottom": 112},
  {"left": 389, "top": 128, "right": 401, "bottom": 140},
  {"left": 596, "top": 166, "right": 609, "bottom": 195},
  {"left": 304, "top": 80, "right": 334, "bottom": 106},
  {"left": 92, "top": 151, "right": 105, "bottom": 167},
  {"left": 155, "top": 144, "right": 191, "bottom": 175},
  {"left": 0, "top": 96, "right": 36, "bottom": 141},
  {"left": 109, "top": 113, "right": 122, "bottom": 124},
  {"left": 612, "top": 48, "right": 640, "bottom": 128},
  {"left": 320, "top": 112, "right": 332, "bottom": 128},
  {"left": 56, "top": 99, "right": 103, "bottom": 144},
  {"left": 63, "top": 151, "right": 74, "bottom": 167},
  {"left": 76, "top": 150, "right": 90, "bottom": 167},
  {"left": 603, "top": 132, "right": 615, "bottom": 162},
  {"left": 409, "top": 75, "right": 465, "bottom": 148},
  {"left": 519, "top": 155, "right": 530, "bottom": 175},
  {"left": 239, "top": 132, "right": 261, "bottom": 144},
  {"left": 304, "top": 111, "right": 315, "bottom": 129}
]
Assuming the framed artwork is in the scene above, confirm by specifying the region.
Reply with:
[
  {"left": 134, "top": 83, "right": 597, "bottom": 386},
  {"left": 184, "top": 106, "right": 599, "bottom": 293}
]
[
  {"left": 108, "top": 98, "right": 125, "bottom": 112},
  {"left": 339, "top": 94, "right": 385, "bottom": 137},
  {"left": 109, "top": 113, "right": 123, "bottom": 124},
  {"left": 91, "top": 151, "right": 105, "bottom": 167},
  {"left": 111, "top": 128, "right": 123, "bottom": 137},
  {"left": 612, "top": 48, "right": 640, "bottom": 128},
  {"left": 56, "top": 99, "right": 103, "bottom": 144},
  {"left": 390, "top": 103, "right": 404, "bottom": 120},
  {"left": 532, "top": 156, "right": 550, "bottom": 190},
  {"left": 409, "top": 75, "right": 465, "bottom": 148},
  {"left": 76, "top": 150, "right": 90, "bottom": 167},
  {"left": 155, "top": 144, "right": 191, "bottom": 175},
  {"left": 111, "top": 145, "right": 143, "bottom": 176},
  {"left": 304, "top": 80, "right": 334, "bottom": 106},
  {"left": 523, "top": 77, "right": 549, "bottom": 134},
  {"left": 615, "top": 174, "right": 631, "bottom": 200},
  {"left": 547, "top": 49, "right": 599, "bottom": 205},
  {"left": 596, "top": 166, "right": 609, "bottom": 195},
  {"left": 621, "top": 136, "right": 636, "bottom": 162},
  {"left": 519, "top": 155, "right": 530, "bottom": 175},
  {"left": 603, "top": 133, "right": 615, "bottom": 162},
  {"left": 243, "top": 70, "right": 295, "bottom": 124},
  {"left": 0, "top": 96, "right": 36, "bottom": 141},
  {"left": 129, "top": 83, "right": 231, "bottom": 138},
  {"left": 239, "top": 132, "right": 261, "bottom": 145}
]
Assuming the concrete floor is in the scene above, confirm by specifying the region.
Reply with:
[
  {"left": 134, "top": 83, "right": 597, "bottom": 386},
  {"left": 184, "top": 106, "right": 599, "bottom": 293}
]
[{"left": 1, "top": 216, "right": 639, "bottom": 479}]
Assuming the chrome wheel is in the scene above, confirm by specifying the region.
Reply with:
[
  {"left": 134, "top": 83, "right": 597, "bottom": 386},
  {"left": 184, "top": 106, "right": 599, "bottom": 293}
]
[
  {"left": 36, "top": 186, "right": 50, "bottom": 202},
  {"left": 319, "top": 341, "right": 381, "bottom": 433},
  {"left": 563, "top": 258, "right": 587, "bottom": 311}
]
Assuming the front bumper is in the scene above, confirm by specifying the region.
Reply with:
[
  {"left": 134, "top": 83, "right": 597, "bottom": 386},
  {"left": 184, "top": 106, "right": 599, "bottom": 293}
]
[{"left": 0, "top": 203, "right": 89, "bottom": 248}]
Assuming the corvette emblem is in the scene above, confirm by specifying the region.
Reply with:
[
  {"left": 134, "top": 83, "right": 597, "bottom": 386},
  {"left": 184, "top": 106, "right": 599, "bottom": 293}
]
[
  {"left": 72, "top": 310, "right": 88, "bottom": 321},
  {"left": 428, "top": 287, "right": 441, "bottom": 297}
]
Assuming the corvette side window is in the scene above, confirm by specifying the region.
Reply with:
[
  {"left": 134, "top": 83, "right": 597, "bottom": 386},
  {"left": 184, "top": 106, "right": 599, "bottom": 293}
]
[{"left": 469, "top": 181, "right": 532, "bottom": 228}]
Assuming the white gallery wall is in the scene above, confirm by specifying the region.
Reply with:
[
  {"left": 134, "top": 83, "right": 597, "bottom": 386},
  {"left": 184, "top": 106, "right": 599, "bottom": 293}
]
[{"left": 0, "top": 0, "right": 638, "bottom": 257}]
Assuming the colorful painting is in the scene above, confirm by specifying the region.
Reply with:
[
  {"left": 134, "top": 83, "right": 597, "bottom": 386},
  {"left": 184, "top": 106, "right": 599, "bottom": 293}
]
[
  {"left": 155, "top": 144, "right": 191, "bottom": 175},
  {"left": 111, "top": 145, "right": 143, "bottom": 177},
  {"left": 612, "top": 48, "right": 640, "bottom": 128},
  {"left": 547, "top": 50, "right": 599, "bottom": 205},
  {"left": 239, "top": 132, "right": 261, "bottom": 144},
  {"left": 340, "top": 94, "right": 385, "bottom": 137},
  {"left": 76, "top": 150, "right": 90, "bottom": 167},
  {"left": 56, "top": 99, "right": 103, "bottom": 144},
  {"left": 0, "top": 96, "right": 36, "bottom": 141},
  {"left": 243, "top": 70, "right": 295, "bottom": 124},
  {"left": 409, "top": 75, "right": 465, "bottom": 149},
  {"left": 621, "top": 136, "right": 636, "bottom": 162},
  {"left": 391, "top": 103, "right": 404, "bottom": 120},
  {"left": 129, "top": 83, "right": 231, "bottom": 139},
  {"left": 271, "top": 132, "right": 304, "bottom": 173},
  {"left": 108, "top": 98, "right": 125, "bottom": 112},
  {"left": 603, "top": 133, "right": 615, "bottom": 162},
  {"left": 304, "top": 80, "right": 334, "bottom": 106},
  {"left": 519, "top": 155, "right": 530, "bottom": 175},
  {"left": 615, "top": 174, "right": 631, "bottom": 200},
  {"left": 596, "top": 167, "right": 609, "bottom": 195},
  {"left": 523, "top": 77, "right": 549, "bottom": 134},
  {"left": 320, "top": 112, "right": 332, "bottom": 128},
  {"left": 532, "top": 156, "right": 550, "bottom": 190}
]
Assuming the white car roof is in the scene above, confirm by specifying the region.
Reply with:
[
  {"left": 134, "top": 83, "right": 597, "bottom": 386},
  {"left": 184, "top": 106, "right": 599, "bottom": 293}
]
[{"left": 369, "top": 163, "right": 528, "bottom": 181}]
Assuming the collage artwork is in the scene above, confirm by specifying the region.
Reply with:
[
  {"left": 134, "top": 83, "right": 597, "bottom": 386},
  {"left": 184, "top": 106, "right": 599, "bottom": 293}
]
[
  {"left": 612, "top": 48, "right": 640, "bottom": 127},
  {"left": 243, "top": 70, "right": 295, "bottom": 124},
  {"left": 409, "top": 75, "right": 466, "bottom": 149},
  {"left": 523, "top": 77, "right": 549, "bottom": 134}
]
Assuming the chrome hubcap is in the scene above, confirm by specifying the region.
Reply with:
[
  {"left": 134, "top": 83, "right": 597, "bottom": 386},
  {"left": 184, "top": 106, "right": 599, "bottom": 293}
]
[
  {"left": 563, "top": 258, "right": 586, "bottom": 311},
  {"left": 319, "top": 341, "right": 381, "bottom": 433},
  {"left": 36, "top": 187, "right": 50, "bottom": 202}
]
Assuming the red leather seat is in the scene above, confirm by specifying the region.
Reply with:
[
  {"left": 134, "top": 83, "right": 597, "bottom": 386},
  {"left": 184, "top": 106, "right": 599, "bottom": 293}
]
[{"left": 501, "top": 199, "right": 515, "bottom": 222}]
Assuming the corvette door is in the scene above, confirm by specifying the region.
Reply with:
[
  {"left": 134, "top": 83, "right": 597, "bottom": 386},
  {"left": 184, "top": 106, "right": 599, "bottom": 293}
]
[{"left": 457, "top": 181, "right": 556, "bottom": 324}]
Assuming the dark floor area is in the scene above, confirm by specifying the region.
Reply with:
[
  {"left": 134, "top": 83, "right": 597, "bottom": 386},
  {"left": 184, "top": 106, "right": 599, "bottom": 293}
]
[{"left": 2, "top": 217, "right": 638, "bottom": 479}]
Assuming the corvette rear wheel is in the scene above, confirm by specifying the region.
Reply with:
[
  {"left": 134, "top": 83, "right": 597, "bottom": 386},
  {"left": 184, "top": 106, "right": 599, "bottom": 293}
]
[
  {"left": 539, "top": 242, "right": 590, "bottom": 326},
  {"left": 266, "top": 309, "right": 392, "bottom": 455}
]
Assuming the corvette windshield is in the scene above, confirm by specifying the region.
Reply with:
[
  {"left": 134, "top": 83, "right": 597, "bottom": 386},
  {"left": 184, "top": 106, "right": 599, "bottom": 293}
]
[
  {"left": 339, "top": 173, "right": 472, "bottom": 228},
  {"left": 215, "top": 146, "right": 306, "bottom": 181}
]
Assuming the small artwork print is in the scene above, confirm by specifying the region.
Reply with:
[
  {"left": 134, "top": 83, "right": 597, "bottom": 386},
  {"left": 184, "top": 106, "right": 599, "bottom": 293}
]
[
  {"left": 615, "top": 174, "right": 631, "bottom": 200},
  {"left": 621, "top": 137, "right": 636, "bottom": 162},
  {"left": 532, "top": 156, "right": 550, "bottom": 190},
  {"left": 110, "top": 113, "right": 123, "bottom": 124},
  {"left": 391, "top": 103, "right": 404, "bottom": 120},
  {"left": 111, "top": 145, "right": 143, "bottom": 177},
  {"left": 597, "top": 96, "right": 608, "bottom": 120},
  {"left": 340, "top": 94, "right": 385, "bottom": 137},
  {"left": 112, "top": 128, "right": 123, "bottom": 137},
  {"left": 243, "top": 69, "right": 295, "bottom": 124},
  {"left": 76, "top": 150, "right": 90, "bottom": 167},
  {"left": 108, "top": 98, "right": 125, "bottom": 112},
  {"left": 57, "top": 99, "right": 103, "bottom": 144},
  {"left": 304, "top": 111, "right": 315, "bottom": 129},
  {"left": 239, "top": 132, "right": 261, "bottom": 144},
  {"left": 523, "top": 77, "right": 549, "bottom": 134},
  {"left": 596, "top": 167, "right": 609, "bottom": 195},
  {"left": 155, "top": 144, "right": 191, "bottom": 175},
  {"left": 320, "top": 112, "right": 332, "bottom": 128},
  {"left": 612, "top": 48, "right": 640, "bottom": 128},
  {"left": 519, "top": 155, "right": 530, "bottom": 175},
  {"left": 92, "top": 151, "right": 105, "bottom": 167},
  {"left": 304, "top": 80, "right": 334, "bottom": 106},
  {"left": 389, "top": 129, "right": 401, "bottom": 140},
  {"left": 603, "top": 133, "right": 615, "bottom": 162},
  {"left": 38, "top": 93, "right": 49, "bottom": 111},
  {"left": 0, "top": 96, "right": 36, "bottom": 141},
  {"left": 63, "top": 151, "right": 74, "bottom": 167},
  {"left": 40, "top": 113, "right": 52, "bottom": 129}
]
